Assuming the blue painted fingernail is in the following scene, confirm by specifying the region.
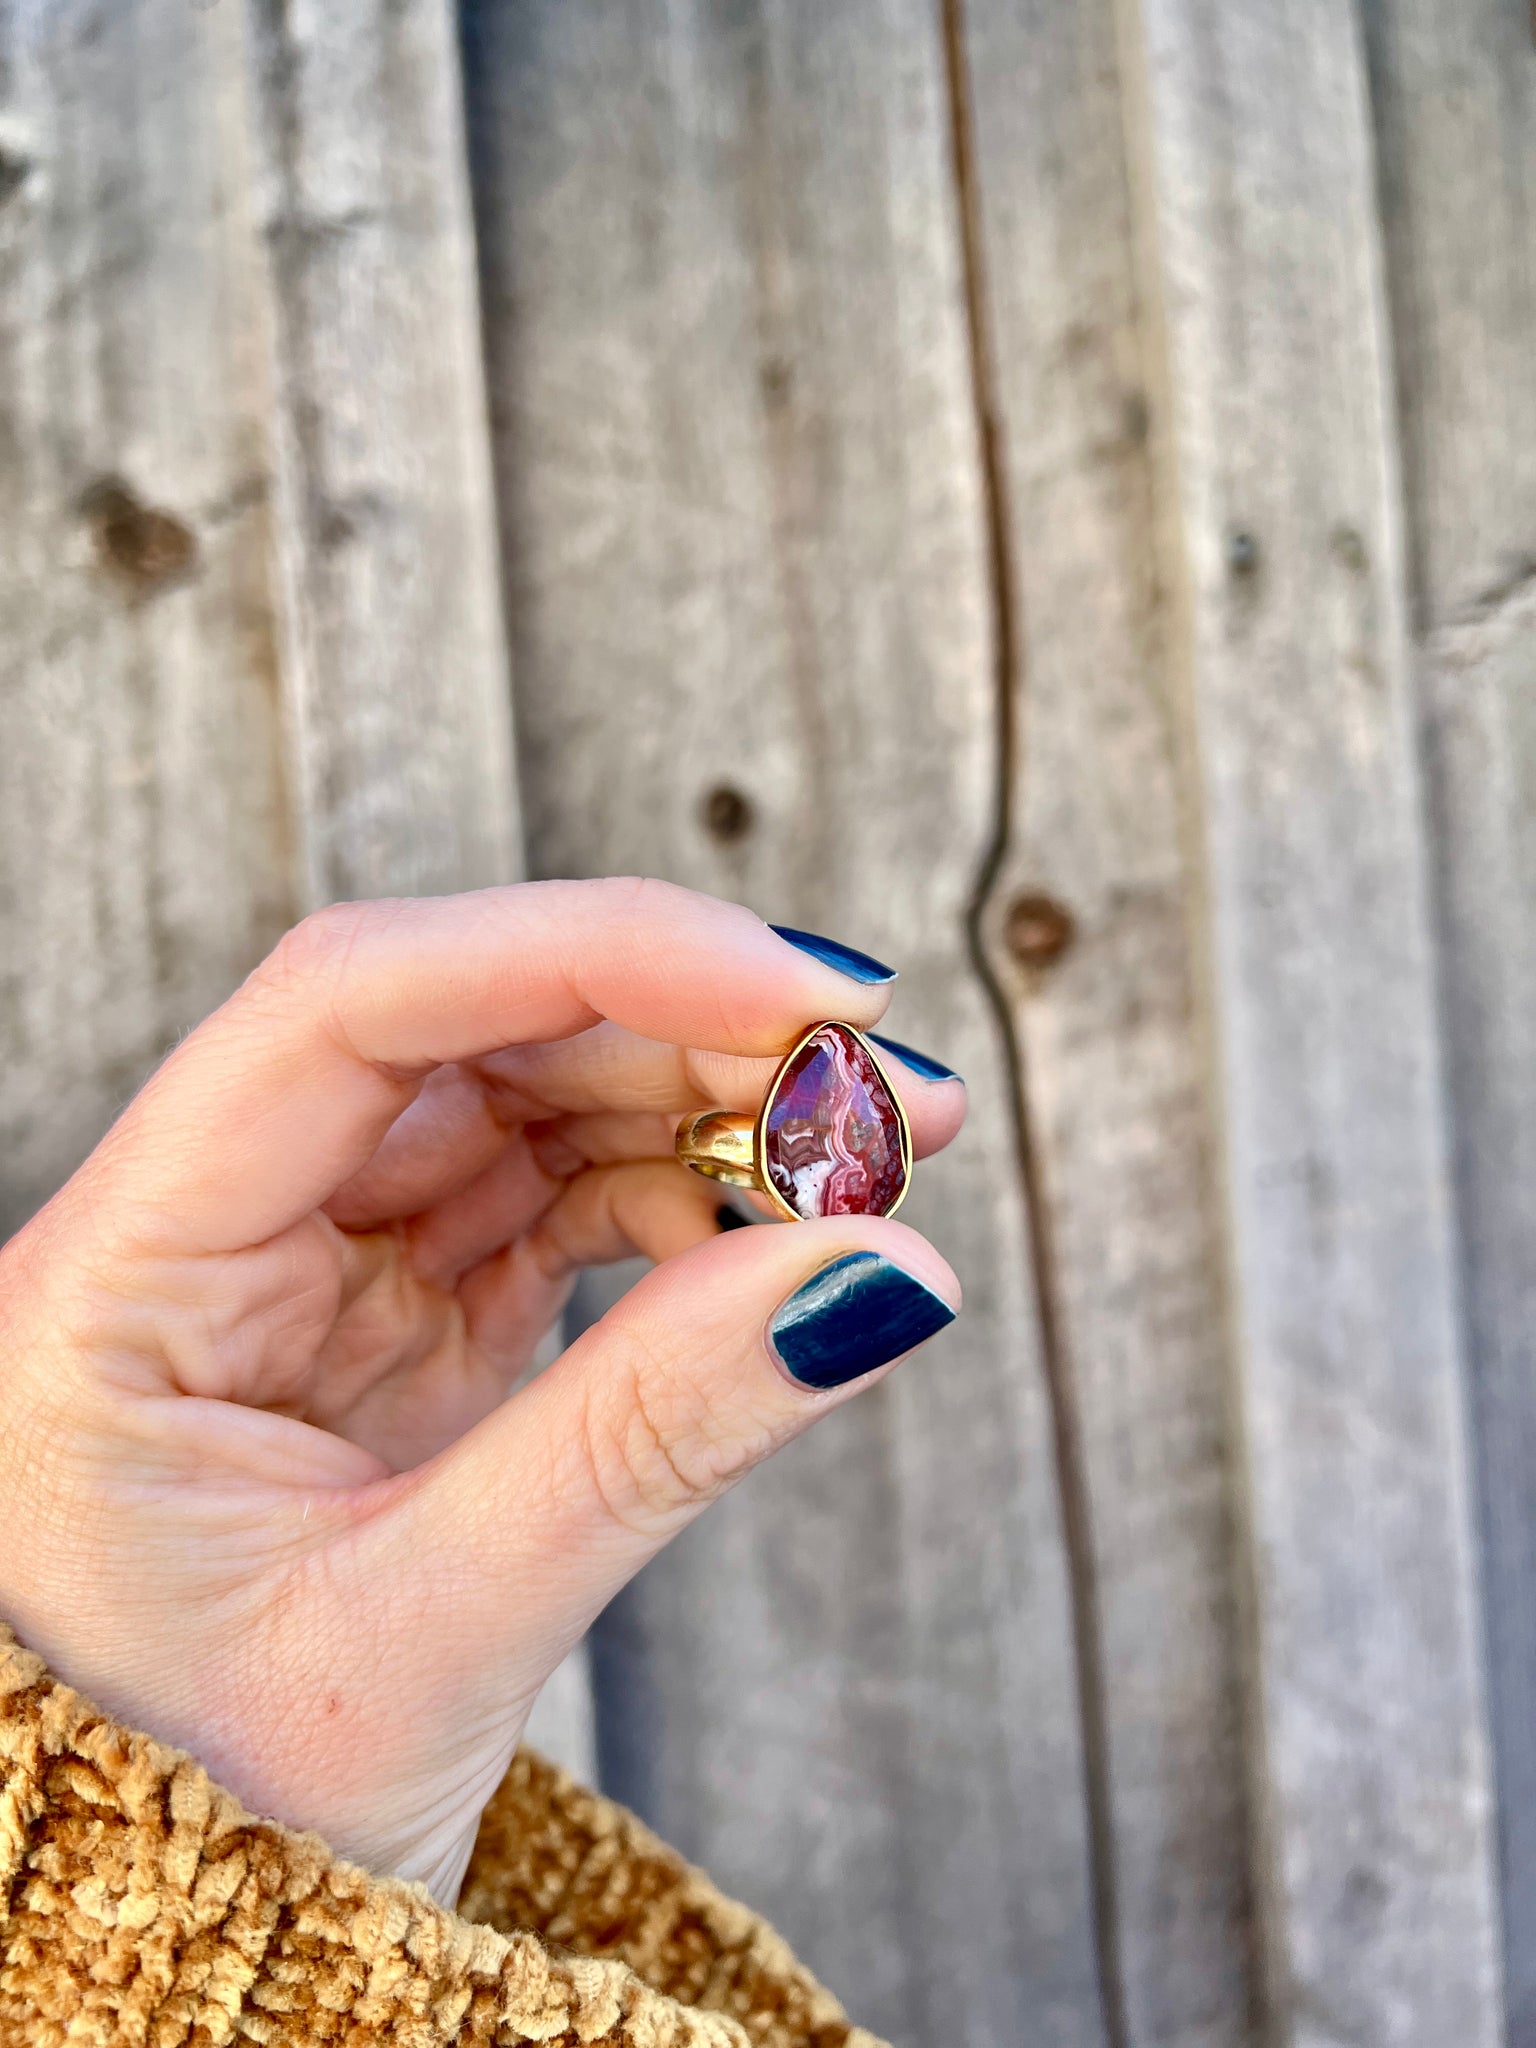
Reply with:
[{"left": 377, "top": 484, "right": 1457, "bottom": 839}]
[
  {"left": 770, "top": 1251, "right": 957, "bottom": 1390},
  {"left": 869, "top": 1031, "right": 962, "bottom": 1085},
  {"left": 771, "top": 924, "right": 897, "bottom": 985}
]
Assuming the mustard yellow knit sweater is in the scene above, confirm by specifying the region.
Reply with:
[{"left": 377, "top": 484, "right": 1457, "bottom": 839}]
[{"left": 0, "top": 1628, "right": 884, "bottom": 2048}]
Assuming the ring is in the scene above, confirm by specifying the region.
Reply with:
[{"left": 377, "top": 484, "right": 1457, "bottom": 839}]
[{"left": 676, "top": 1020, "right": 913, "bottom": 1221}]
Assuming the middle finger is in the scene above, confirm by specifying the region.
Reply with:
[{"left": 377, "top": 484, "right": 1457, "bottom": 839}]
[{"left": 332, "top": 1019, "right": 965, "bottom": 1230}]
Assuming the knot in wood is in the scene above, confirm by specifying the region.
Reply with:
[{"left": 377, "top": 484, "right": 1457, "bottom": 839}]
[
  {"left": 81, "top": 478, "right": 198, "bottom": 592},
  {"left": 1004, "top": 892, "right": 1075, "bottom": 969}
]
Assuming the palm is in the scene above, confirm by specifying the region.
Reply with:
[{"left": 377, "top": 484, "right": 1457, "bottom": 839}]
[
  {"left": 240, "top": 1218, "right": 506, "bottom": 1472},
  {"left": 181, "top": 1055, "right": 726, "bottom": 1480}
]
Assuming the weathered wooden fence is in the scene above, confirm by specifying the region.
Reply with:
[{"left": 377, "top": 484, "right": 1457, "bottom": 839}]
[{"left": 2, "top": 3, "right": 1534, "bottom": 2043}]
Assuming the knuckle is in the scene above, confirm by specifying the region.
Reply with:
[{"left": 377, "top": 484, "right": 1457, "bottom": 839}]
[
  {"left": 594, "top": 873, "right": 690, "bottom": 929},
  {"left": 261, "top": 900, "right": 374, "bottom": 991},
  {"left": 572, "top": 1328, "right": 758, "bottom": 1542},
  {"left": 601, "top": 874, "right": 664, "bottom": 909},
  {"left": 247, "top": 900, "right": 417, "bottom": 1069}
]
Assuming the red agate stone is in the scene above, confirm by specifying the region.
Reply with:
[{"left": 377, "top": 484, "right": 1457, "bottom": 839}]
[{"left": 763, "top": 1024, "right": 908, "bottom": 1219}]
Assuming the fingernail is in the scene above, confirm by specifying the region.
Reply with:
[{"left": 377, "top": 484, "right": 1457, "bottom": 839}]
[
  {"left": 869, "top": 1031, "right": 963, "bottom": 1085},
  {"left": 770, "top": 1251, "right": 956, "bottom": 1390},
  {"left": 770, "top": 924, "right": 897, "bottom": 985}
]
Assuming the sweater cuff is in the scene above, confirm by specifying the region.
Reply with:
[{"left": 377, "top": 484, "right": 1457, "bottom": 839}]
[{"left": 0, "top": 1627, "right": 885, "bottom": 2047}]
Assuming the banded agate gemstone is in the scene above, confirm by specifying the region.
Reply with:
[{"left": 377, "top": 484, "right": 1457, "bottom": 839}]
[{"left": 763, "top": 1023, "right": 907, "bottom": 1219}]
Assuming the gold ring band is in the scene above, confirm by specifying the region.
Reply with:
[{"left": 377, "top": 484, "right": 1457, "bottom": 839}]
[
  {"left": 675, "top": 1110, "right": 761, "bottom": 1188},
  {"left": 676, "top": 1020, "right": 912, "bottom": 1222}
]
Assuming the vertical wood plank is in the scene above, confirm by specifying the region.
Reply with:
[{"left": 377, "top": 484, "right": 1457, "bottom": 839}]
[
  {"left": 0, "top": 0, "right": 583, "bottom": 1753},
  {"left": 1114, "top": 0, "right": 1504, "bottom": 2039},
  {"left": 0, "top": 0, "right": 518, "bottom": 1198},
  {"left": 954, "top": 0, "right": 1255, "bottom": 2039},
  {"left": 245, "top": 0, "right": 518, "bottom": 903},
  {"left": 1362, "top": 0, "right": 1536, "bottom": 2029},
  {"left": 461, "top": 5, "right": 1106, "bottom": 2042},
  {"left": 1363, "top": 0, "right": 1536, "bottom": 623},
  {"left": 0, "top": 0, "right": 300, "bottom": 1238}
]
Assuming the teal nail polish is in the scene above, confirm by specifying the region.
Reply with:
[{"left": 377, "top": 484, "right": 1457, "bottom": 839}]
[
  {"left": 771, "top": 925, "right": 897, "bottom": 985},
  {"left": 770, "top": 1251, "right": 956, "bottom": 1390},
  {"left": 869, "top": 1031, "right": 962, "bottom": 1085}
]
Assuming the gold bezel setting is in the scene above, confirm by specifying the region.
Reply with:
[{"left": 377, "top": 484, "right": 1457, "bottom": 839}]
[{"left": 675, "top": 1019, "right": 913, "bottom": 1222}]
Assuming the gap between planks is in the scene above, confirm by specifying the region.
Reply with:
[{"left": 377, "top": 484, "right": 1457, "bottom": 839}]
[{"left": 938, "top": 2, "right": 1129, "bottom": 2043}]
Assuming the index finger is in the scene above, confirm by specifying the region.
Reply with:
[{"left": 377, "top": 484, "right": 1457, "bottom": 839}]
[{"left": 81, "top": 880, "right": 898, "bottom": 1254}]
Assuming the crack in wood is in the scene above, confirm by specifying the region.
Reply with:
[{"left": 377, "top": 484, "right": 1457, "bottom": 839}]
[
  {"left": 1440, "top": 557, "right": 1536, "bottom": 633},
  {"left": 938, "top": 3, "right": 1127, "bottom": 2043},
  {"left": 1422, "top": 562, "right": 1536, "bottom": 677}
]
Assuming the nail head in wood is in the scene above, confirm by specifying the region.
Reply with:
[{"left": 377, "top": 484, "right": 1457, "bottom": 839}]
[
  {"left": 1226, "top": 529, "right": 1260, "bottom": 577},
  {"left": 702, "top": 784, "right": 755, "bottom": 845},
  {"left": 0, "top": 146, "right": 30, "bottom": 205},
  {"left": 1330, "top": 524, "right": 1368, "bottom": 574},
  {"left": 759, "top": 357, "right": 793, "bottom": 406}
]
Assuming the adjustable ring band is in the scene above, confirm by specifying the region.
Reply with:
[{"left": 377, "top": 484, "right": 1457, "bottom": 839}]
[{"left": 676, "top": 1020, "right": 912, "bottom": 1222}]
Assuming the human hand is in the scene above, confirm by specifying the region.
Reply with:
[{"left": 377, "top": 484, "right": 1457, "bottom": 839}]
[{"left": 0, "top": 881, "right": 964, "bottom": 1902}]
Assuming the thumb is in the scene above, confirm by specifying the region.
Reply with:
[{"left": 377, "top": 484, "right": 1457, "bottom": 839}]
[{"left": 382, "top": 1218, "right": 959, "bottom": 1685}]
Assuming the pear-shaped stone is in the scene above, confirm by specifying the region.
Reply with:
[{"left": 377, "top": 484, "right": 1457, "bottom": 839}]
[{"left": 763, "top": 1023, "right": 908, "bottom": 1219}]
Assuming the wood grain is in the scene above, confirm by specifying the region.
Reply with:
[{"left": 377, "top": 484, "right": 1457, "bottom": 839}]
[
  {"left": 5, "top": 0, "right": 1525, "bottom": 2036},
  {"left": 0, "top": 0, "right": 582, "bottom": 1749},
  {"left": 955, "top": 0, "right": 1254, "bottom": 2038},
  {"left": 1116, "top": 0, "right": 1504, "bottom": 2038},
  {"left": 461, "top": 4, "right": 1105, "bottom": 2041},
  {"left": 0, "top": 0, "right": 299, "bottom": 1240},
  {"left": 0, "top": 0, "right": 518, "bottom": 1187},
  {"left": 1363, "top": 0, "right": 1536, "bottom": 2028},
  {"left": 244, "top": 0, "right": 518, "bottom": 903}
]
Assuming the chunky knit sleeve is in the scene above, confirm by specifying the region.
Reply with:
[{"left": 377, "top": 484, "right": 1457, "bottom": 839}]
[{"left": 0, "top": 1629, "right": 885, "bottom": 2048}]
